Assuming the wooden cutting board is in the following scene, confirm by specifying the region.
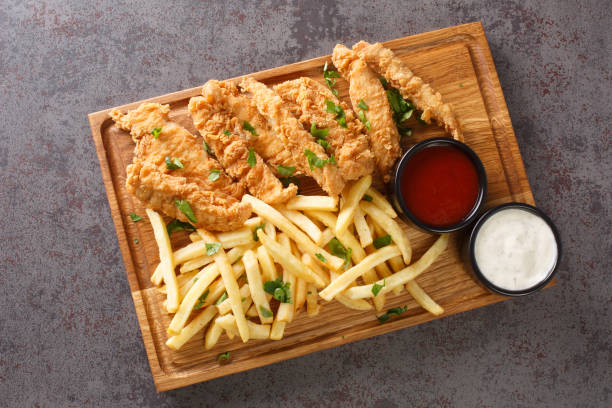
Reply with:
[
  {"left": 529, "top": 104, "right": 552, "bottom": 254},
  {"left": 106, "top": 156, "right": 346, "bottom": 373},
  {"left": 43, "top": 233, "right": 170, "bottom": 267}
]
[{"left": 88, "top": 22, "right": 551, "bottom": 392}]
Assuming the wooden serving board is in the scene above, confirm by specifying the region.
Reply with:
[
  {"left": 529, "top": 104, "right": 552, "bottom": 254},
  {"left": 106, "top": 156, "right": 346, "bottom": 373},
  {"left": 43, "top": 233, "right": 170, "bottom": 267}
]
[{"left": 88, "top": 22, "right": 550, "bottom": 392}]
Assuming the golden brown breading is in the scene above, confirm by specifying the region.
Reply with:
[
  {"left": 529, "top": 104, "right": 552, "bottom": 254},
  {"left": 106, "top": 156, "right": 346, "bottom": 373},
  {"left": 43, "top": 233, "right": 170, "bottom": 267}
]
[
  {"left": 189, "top": 87, "right": 298, "bottom": 204},
  {"left": 110, "top": 103, "right": 251, "bottom": 231},
  {"left": 332, "top": 44, "right": 402, "bottom": 183},
  {"left": 239, "top": 77, "right": 346, "bottom": 197},
  {"left": 273, "top": 77, "right": 375, "bottom": 181},
  {"left": 353, "top": 41, "right": 463, "bottom": 141}
]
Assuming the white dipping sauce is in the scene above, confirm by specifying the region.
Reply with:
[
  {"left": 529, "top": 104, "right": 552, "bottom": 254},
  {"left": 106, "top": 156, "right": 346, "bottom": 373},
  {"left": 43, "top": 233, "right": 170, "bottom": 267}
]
[{"left": 474, "top": 208, "right": 557, "bottom": 291}]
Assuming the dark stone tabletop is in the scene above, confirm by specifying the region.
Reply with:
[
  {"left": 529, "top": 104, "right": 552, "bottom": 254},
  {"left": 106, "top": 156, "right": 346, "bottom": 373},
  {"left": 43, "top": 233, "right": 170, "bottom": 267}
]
[{"left": 1, "top": 1, "right": 610, "bottom": 407}]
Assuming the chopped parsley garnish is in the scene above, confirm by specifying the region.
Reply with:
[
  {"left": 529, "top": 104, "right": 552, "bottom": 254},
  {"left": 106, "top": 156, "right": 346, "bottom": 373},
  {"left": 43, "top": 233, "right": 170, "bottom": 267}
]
[
  {"left": 357, "top": 99, "right": 369, "bottom": 111},
  {"left": 380, "top": 80, "right": 414, "bottom": 137},
  {"left": 328, "top": 238, "right": 352, "bottom": 269},
  {"left": 193, "top": 289, "right": 210, "bottom": 310},
  {"left": 323, "top": 61, "right": 341, "bottom": 96},
  {"left": 205, "top": 242, "right": 221, "bottom": 256},
  {"left": 247, "top": 147, "right": 256, "bottom": 168},
  {"left": 215, "top": 292, "right": 228, "bottom": 305},
  {"left": 165, "top": 156, "right": 184, "bottom": 170},
  {"left": 202, "top": 140, "right": 211, "bottom": 153},
  {"left": 304, "top": 149, "right": 327, "bottom": 169},
  {"left": 242, "top": 121, "right": 258, "bottom": 136},
  {"left": 208, "top": 169, "right": 221, "bottom": 182},
  {"left": 217, "top": 351, "right": 231, "bottom": 365},
  {"left": 277, "top": 165, "right": 296, "bottom": 177},
  {"left": 377, "top": 305, "right": 408, "bottom": 323},
  {"left": 259, "top": 306, "right": 273, "bottom": 318},
  {"left": 280, "top": 176, "right": 300, "bottom": 188},
  {"left": 310, "top": 123, "right": 330, "bottom": 149},
  {"left": 134, "top": 238, "right": 139, "bottom": 244},
  {"left": 358, "top": 110, "right": 371, "bottom": 130},
  {"left": 193, "top": 277, "right": 198, "bottom": 283},
  {"left": 417, "top": 113, "right": 428, "bottom": 125},
  {"left": 372, "top": 279, "right": 386, "bottom": 296},
  {"left": 378, "top": 76, "right": 388, "bottom": 87},
  {"left": 151, "top": 127, "right": 162, "bottom": 139},
  {"left": 363, "top": 194, "right": 373, "bottom": 202},
  {"left": 223, "top": 129, "right": 231, "bottom": 136},
  {"left": 263, "top": 277, "right": 292, "bottom": 303},
  {"left": 459, "top": 83, "right": 464, "bottom": 88},
  {"left": 166, "top": 219, "right": 195, "bottom": 235},
  {"left": 253, "top": 223, "right": 266, "bottom": 241},
  {"left": 174, "top": 200, "right": 197, "bottom": 223},
  {"left": 129, "top": 213, "right": 142, "bottom": 222},
  {"left": 325, "top": 99, "right": 347, "bottom": 128},
  {"left": 373, "top": 234, "right": 392, "bottom": 249},
  {"left": 315, "top": 253, "right": 327, "bottom": 263}
]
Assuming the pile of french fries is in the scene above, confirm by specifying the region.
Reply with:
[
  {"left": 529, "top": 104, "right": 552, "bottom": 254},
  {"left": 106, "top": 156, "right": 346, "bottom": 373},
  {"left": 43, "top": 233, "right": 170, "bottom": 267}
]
[{"left": 146, "top": 175, "right": 448, "bottom": 351}]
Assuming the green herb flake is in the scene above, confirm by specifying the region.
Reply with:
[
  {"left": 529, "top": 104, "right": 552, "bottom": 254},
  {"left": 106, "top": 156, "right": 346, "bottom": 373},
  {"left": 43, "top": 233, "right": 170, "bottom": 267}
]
[
  {"left": 304, "top": 149, "right": 327, "bottom": 169},
  {"left": 193, "top": 289, "right": 210, "bottom": 310},
  {"left": 363, "top": 194, "right": 373, "bottom": 202},
  {"left": 208, "top": 169, "right": 221, "bottom": 182},
  {"left": 373, "top": 234, "right": 392, "bottom": 249},
  {"left": 242, "top": 121, "right": 259, "bottom": 136},
  {"left": 215, "top": 292, "right": 228, "bottom": 305},
  {"left": 280, "top": 176, "right": 300, "bottom": 188},
  {"left": 378, "top": 76, "right": 388, "bottom": 87},
  {"left": 315, "top": 253, "right": 327, "bottom": 263},
  {"left": 329, "top": 238, "right": 352, "bottom": 269},
  {"left": 166, "top": 219, "right": 196, "bottom": 235},
  {"left": 223, "top": 129, "right": 231, "bottom": 136},
  {"left": 253, "top": 223, "right": 266, "bottom": 242},
  {"left": 263, "top": 277, "right": 292, "bottom": 303},
  {"left": 165, "top": 156, "right": 184, "bottom": 170},
  {"left": 307, "top": 291, "right": 312, "bottom": 295},
  {"left": 357, "top": 99, "right": 369, "bottom": 111},
  {"left": 358, "top": 110, "right": 371, "bottom": 130},
  {"left": 217, "top": 351, "right": 231, "bottom": 365},
  {"left": 151, "top": 127, "right": 162, "bottom": 139},
  {"left": 203, "top": 140, "right": 211, "bottom": 153},
  {"left": 247, "top": 147, "right": 257, "bottom": 168},
  {"left": 133, "top": 238, "right": 139, "bottom": 244},
  {"left": 174, "top": 200, "right": 197, "bottom": 223},
  {"left": 205, "top": 242, "right": 221, "bottom": 256},
  {"left": 277, "top": 165, "right": 296, "bottom": 177},
  {"left": 372, "top": 279, "right": 386, "bottom": 296},
  {"left": 377, "top": 305, "right": 408, "bottom": 323},
  {"left": 259, "top": 306, "right": 273, "bottom": 318},
  {"left": 325, "top": 99, "right": 347, "bottom": 128},
  {"left": 193, "top": 277, "right": 198, "bottom": 283},
  {"left": 310, "top": 123, "right": 329, "bottom": 140},
  {"left": 129, "top": 213, "right": 143, "bottom": 222},
  {"left": 323, "top": 62, "right": 341, "bottom": 95},
  {"left": 417, "top": 113, "right": 428, "bottom": 125},
  {"left": 459, "top": 83, "right": 464, "bottom": 88}
]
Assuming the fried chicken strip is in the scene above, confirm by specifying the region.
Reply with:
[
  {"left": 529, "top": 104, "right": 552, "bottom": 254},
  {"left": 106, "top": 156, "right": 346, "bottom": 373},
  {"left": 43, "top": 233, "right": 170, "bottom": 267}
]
[
  {"left": 189, "top": 86, "right": 298, "bottom": 204},
  {"left": 332, "top": 45, "right": 402, "bottom": 183},
  {"left": 239, "top": 77, "right": 345, "bottom": 197},
  {"left": 273, "top": 77, "right": 375, "bottom": 181},
  {"left": 110, "top": 103, "right": 251, "bottom": 231},
  {"left": 353, "top": 41, "right": 463, "bottom": 141}
]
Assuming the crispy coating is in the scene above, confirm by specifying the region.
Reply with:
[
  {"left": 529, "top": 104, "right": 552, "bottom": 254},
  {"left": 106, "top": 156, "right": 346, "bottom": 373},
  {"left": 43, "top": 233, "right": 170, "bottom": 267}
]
[
  {"left": 353, "top": 41, "right": 463, "bottom": 141},
  {"left": 110, "top": 103, "right": 251, "bottom": 231},
  {"left": 239, "top": 77, "right": 346, "bottom": 197},
  {"left": 273, "top": 77, "right": 375, "bottom": 181},
  {"left": 189, "top": 86, "right": 298, "bottom": 204},
  {"left": 332, "top": 44, "right": 402, "bottom": 183}
]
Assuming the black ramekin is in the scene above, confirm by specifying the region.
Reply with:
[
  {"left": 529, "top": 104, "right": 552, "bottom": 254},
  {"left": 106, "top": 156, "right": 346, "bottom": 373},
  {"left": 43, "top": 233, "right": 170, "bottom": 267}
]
[
  {"left": 467, "top": 202, "right": 562, "bottom": 296},
  {"left": 391, "top": 137, "right": 488, "bottom": 233}
]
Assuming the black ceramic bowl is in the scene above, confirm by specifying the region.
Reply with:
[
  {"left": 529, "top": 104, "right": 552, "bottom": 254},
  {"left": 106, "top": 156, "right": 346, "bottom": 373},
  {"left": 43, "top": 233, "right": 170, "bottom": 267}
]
[
  {"left": 467, "top": 202, "right": 562, "bottom": 296},
  {"left": 392, "top": 137, "right": 488, "bottom": 233}
]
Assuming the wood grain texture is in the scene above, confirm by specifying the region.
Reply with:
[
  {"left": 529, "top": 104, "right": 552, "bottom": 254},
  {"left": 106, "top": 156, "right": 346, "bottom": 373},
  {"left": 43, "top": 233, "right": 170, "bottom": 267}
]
[{"left": 88, "top": 22, "right": 552, "bottom": 392}]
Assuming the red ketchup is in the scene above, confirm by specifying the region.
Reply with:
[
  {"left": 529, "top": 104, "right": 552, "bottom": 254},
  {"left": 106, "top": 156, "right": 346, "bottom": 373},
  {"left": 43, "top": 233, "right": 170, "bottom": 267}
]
[{"left": 400, "top": 145, "right": 479, "bottom": 227}]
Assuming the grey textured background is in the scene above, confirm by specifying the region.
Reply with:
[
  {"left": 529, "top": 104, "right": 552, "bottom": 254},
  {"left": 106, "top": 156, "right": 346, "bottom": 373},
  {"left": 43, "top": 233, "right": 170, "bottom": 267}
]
[{"left": 1, "top": 0, "right": 610, "bottom": 407}]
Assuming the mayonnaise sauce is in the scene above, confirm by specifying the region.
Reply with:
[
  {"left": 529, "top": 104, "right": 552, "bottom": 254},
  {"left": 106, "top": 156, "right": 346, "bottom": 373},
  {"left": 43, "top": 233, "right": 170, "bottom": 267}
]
[{"left": 474, "top": 208, "right": 557, "bottom": 291}]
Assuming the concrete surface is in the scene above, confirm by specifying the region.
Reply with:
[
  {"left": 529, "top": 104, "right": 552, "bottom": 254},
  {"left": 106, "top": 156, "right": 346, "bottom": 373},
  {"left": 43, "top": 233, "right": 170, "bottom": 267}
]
[{"left": 1, "top": 0, "right": 610, "bottom": 407}]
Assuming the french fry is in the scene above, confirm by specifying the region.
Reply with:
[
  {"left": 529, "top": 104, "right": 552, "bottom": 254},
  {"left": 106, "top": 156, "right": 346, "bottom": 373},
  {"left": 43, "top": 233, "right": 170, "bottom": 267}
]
[
  {"left": 318, "top": 227, "right": 335, "bottom": 247},
  {"left": 269, "top": 320, "right": 286, "bottom": 340},
  {"left": 319, "top": 245, "right": 401, "bottom": 301},
  {"left": 205, "top": 320, "right": 223, "bottom": 350},
  {"left": 294, "top": 278, "right": 308, "bottom": 313},
  {"left": 216, "top": 314, "right": 270, "bottom": 340},
  {"left": 243, "top": 216, "right": 263, "bottom": 228},
  {"left": 336, "top": 175, "right": 372, "bottom": 235},
  {"left": 166, "top": 305, "right": 217, "bottom": 350},
  {"left": 217, "top": 284, "right": 252, "bottom": 315},
  {"left": 243, "top": 194, "right": 344, "bottom": 271},
  {"left": 217, "top": 227, "right": 254, "bottom": 248},
  {"left": 189, "top": 232, "right": 202, "bottom": 242},
  {"left": 264, "top": 222, "right": 276, "bottom": 240},
  {"left": 146, "top": 209, "right": 179, "bottom": 312},
  {"left": 256, "top": 245, "right": 277, "bottom": 282},
  {"left": 180, "top": 260, "right": 244, "bottom": 303},
  {"left": 365, "top": 187, "right": 397, "bottom": 218},
  {"left": 285, "top": 195, "right": 337, "bottom": 211},
  {"left": 306, "top": 283, "right": 320, "bottom": 316},
  {"left": 179, "top": 254, "right": 213, "bottom": 274},
  {"left": 276, "top": 234, "right": 297, "bottom": 323},
  {"left": 243, "top": 249, "right": 274, "bottom": 324},
  {"left": 406, "top": 280, "right": 444, "bottom": 315},
  {"left": 335, "top": 294, "right": 373, "bottom": 310},
  {"left": 257, "top": 230, "right": 326, "bottom": 287},
  {"left": 360, "top": 201, "right": 412, "bottom": 264},
  {"left": 353, "top": 206, "right": 373, "bottom": 247},
  {"left": 301, "top": 254, "right": 330, "bottom": 286},
  {"left": 366, "top": 246, "right": 401, "bottom": 296},
  {"left": 280, "top": 207, "right": 323, "bottom": 244},
  {"left": 345, "top": 234, "right": 449, "bottom": 299},
  {"left": 246, "top": 303, "right": 259, "bottom": 317},
  {"left": 388, "top": 255, "right": 405, "bottom": 273},
  {"left": 198, "top": 229, "right": 250, "bottom": 343}
]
